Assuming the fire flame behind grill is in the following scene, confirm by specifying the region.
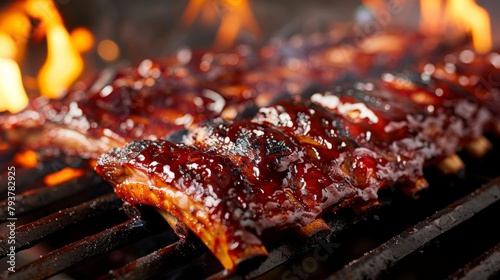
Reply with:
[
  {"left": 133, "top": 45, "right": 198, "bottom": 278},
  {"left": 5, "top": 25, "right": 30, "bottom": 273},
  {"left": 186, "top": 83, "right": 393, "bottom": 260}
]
[
  {"left": 362, "top": 0, "right": 492, "bottom": 53},
  {"left": 0, "top": 0, "right": 93, "bottom": 113}
]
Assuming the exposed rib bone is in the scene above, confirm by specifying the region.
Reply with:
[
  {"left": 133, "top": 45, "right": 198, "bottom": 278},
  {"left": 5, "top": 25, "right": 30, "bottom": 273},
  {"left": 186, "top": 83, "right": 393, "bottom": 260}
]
[
  {"left": 464, "top": 136, "right": 492, "bottom": 158},
  {"left": 297, "top": 219, "right": 331, "bottom": 238},
  {"left": 436, "top": 154, "right": 465, "bottom": 175}
]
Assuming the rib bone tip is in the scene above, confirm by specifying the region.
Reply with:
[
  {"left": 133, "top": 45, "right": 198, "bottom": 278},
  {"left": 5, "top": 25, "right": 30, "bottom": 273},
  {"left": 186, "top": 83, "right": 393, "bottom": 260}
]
[
  {"left": 464, "top": 136, "right": 492, "bottom": 158},
  {"left": 298, "top": 219, "right": 331, "bottom": 238},
  {"left": 437, "top": 154, "right": 465, "bottom": 175}
]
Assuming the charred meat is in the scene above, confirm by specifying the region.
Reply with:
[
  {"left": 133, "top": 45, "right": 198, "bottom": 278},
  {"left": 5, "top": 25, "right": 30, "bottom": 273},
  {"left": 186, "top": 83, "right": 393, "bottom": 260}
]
[
  {"left": 96, "top": 68, "right": 499, "bottom": 271},
  {"left": 0, "top": 29, "right": 470, "bottom": 159}
]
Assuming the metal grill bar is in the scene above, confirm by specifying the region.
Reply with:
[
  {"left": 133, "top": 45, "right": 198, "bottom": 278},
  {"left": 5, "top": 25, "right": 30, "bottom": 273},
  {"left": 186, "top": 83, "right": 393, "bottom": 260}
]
[
  {"left": 241, "top": 211, "right": 360, "bottom": 279},
  {"left": 329, "top": 179, "right": 500, "bottom": 280},
  {"left": 101, "top": 237, "right": 206, "bottom": 280},
  {"left": 450, "top": 242, "right": 500, "bottom": 280},
  {"left": 2, "top": 218, "right": 166, "bottom": 280},
  {"left": 0, "top": 193, "right": 122, "bottom": 257},
  {"left": 0, "top": 172, "right": 99, "bottom": 221}
]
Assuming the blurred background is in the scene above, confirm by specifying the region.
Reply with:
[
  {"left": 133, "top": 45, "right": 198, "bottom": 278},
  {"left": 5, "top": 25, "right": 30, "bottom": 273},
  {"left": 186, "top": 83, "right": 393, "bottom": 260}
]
[
  {"left": 3, "top": 0, "right": 499, "bottom": 65},
  {"left": 41, "top": 1, "right": 500, "bottom": 60},
  {"left": 0, "top": 0, "right": 498, "bottom": 112}
]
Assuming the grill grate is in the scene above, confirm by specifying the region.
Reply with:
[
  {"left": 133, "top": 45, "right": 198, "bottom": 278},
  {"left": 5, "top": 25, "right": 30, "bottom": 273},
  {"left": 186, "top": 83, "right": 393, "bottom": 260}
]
[
  {"left": 102, "top": 237, "right": 207, "bottom": 280},
  {"left": 0, "top": 140, "right": 500, "bottom": 279},
  {"left": 450, "top": 242, "right": 500, "bottom": 280},
  {"left": 0, "top": 193, "right": 122, "bottom": 255},
  {"left": 330, "top": 181, "right": 500, "bottom": 280},
  {"left": 0, "top": 172, "right": 99, "bottom": 221}
]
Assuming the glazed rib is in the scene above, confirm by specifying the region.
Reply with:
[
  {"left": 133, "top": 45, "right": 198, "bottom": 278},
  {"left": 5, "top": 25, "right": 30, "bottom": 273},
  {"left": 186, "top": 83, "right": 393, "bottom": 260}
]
[
  {"left": 96, "top": 140, "right": 270, "bottom": 269},
  {"left": 0, "top": 29, "right": 469, "bottom": 159},
  {"left": 95, "top": 43, "right": 500, "bottom": 269},
  {"left": 96, "top": 134, "right": 364, "bottom": 270},
  {"left": 96, "top": 70, "right": 498, "bottom": 272},
  {"left": 0, "top": 51, "right": 257, "bottom": 158}
]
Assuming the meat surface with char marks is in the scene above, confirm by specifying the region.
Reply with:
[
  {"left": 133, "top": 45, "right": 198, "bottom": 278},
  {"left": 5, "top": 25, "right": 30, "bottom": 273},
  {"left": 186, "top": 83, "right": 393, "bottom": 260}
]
[
  {"left": 96, "top": 71, "right": 498, "bottom": 271},
  {"left": 0, "top": 29, "right": 470, "bottom": 159},
  {"left": 0, "top": 50, "right": 258, "bottom": 158}
]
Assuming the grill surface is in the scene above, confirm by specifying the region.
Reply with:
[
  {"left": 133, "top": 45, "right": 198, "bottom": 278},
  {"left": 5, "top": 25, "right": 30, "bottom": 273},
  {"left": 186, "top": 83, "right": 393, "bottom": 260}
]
[{"left": 0, "top": 135, "right": 499, "bottom": 280}]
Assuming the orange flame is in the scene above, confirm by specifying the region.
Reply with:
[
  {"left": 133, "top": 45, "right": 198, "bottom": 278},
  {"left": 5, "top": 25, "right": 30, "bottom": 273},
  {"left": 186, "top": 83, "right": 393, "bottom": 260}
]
[
  {"left": 419, "top": 0, "right": 445, "bottom": 36},
  {"left": 43, "top": 167, "right": 85, "bottom": 186},
  {"left": 445, "top": 0, "right": 491, "bottom": 54},
  {"left": 419, "top": 0, "right": 492, "bottom": 53},
  {"left": 182, "top": 0, "right": 217, "bottom": 27},
  {"left": 361, "top": 0, "right": 387, "bottom": 14},
  {"left": 13, "top": 150, "right": 38, "bottom": 168},
  {"left": 38, "top": 24, "right": 84, "bottom": 98},
  {"left": 0, "top": 0, "right": 94, "bottom": 113},
  {"left": 215, "top": 0, "right": 260, "bottom": 49},
  {"left": 0, "top": 56, "right": 29, "bottom": 113},
  {"left": 182, "top": 0, "right": 260, "bottom": 49}
]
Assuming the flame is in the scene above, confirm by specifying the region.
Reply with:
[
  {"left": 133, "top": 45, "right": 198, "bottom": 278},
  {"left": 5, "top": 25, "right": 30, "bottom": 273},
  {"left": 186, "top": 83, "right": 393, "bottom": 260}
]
[
  {"left": 182, "top": 0, "right": 217, "bottom": 27},
  {"left": 38, "top": 24, "right": 84, "bottom": 98},
  {"left": 215, "top": 0, "right": 260, "bottom": 49},
  {"left": 0, "top": 0, "right": 94, "bottom": 113},
  {"left": 419, "top": 0, "right": 445, "bottom": 35},
  {"left": 13, "top": 150, "right": 38, "bottom": 168},
  {"left": 419, "top": 0, "right": 492, "bottom": 53},
  {"left": 44, "top": 167, "right": 85, "bottom": 186},
  {"left": 182, "top": 0, "right": 260, "bottom": 49},
  {"left": 445, "top": 0, "right": 491, "bottom": 54},
  {"left": 361, "top": 0, "right": 387, "bottom": 14},
  {"left": 0, "top": 57, "right": 29, "bottom": 113}
]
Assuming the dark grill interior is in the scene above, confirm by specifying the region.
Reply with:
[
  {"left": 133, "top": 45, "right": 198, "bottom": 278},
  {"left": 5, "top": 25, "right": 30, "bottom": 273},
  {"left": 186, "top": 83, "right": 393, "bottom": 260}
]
[{"left": 0, "top": 135, "right": 499, "bottom": 279}]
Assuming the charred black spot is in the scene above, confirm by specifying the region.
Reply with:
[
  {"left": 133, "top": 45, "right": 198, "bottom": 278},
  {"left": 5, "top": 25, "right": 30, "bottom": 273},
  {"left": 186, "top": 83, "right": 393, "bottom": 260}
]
[{"left": 265, "top": 138, "right": 291, "bottom": 156}]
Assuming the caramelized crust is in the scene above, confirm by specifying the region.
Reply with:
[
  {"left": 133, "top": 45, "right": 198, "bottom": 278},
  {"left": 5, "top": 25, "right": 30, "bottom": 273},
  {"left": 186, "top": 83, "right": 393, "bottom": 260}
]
[
  {"left": 96, "top": 137, "right": 356, "bottom": 270},
  {"left": 0, "top": 30, "right": 475, "bottom": 159},
  {"left": 96, "top": 54, "right": 499, "bottom": 269},
  {"left": 96, "top": 140, "right": 268, "bottom": 270}
]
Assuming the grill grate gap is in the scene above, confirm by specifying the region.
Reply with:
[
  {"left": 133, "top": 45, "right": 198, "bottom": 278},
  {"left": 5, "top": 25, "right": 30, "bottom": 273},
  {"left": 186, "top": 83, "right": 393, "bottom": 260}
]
[{"left": 380, "top": 201, "right": 500, "bottom": 280}]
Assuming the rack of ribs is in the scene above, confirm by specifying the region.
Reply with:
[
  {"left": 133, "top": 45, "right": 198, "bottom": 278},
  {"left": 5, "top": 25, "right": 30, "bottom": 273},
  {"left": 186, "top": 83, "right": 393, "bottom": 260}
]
[
  {"left": 95, "top": 57, "right": 500, "bottom": 271},
  {"left": 1, "top": 26, "right": 499, "bottom": 272}
]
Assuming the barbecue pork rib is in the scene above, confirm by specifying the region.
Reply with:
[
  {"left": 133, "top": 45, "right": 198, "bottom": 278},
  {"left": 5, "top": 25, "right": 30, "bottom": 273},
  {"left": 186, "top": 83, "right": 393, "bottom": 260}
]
[
  {"left": 96, "top": 140, "right": 272, "bottom": 270},
  {"left": 2, "top": 25, "right": 499, "bottom": 272},
  {"left": 96, "top": 73, "right": 497, "bottom": 272},
  {"left": 0, "top": 50, "right": 260, "bottom": 159},
  {"left": 0, "top": 29, "right": 468, "bottom": 159},
  {"left": 95, "top": 137, "right": 359, "bottom": 270}
]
